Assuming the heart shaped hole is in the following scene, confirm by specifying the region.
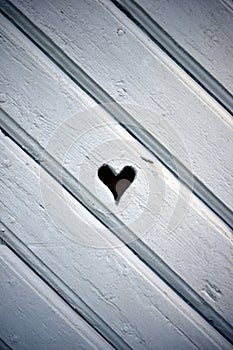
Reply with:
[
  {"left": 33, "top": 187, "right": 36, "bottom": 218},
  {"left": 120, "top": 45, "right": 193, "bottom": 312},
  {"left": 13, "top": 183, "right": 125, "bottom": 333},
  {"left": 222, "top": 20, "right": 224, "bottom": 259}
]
[{"left": 98, "top": 164, "right": 136, "bottom": 201}]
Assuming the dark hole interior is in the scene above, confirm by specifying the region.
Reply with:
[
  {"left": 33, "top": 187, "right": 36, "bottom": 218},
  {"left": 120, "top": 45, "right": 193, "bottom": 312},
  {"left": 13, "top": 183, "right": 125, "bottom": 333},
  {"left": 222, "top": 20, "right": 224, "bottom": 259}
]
[{"left": 98, "top": 165, "right": 136, "bottom": 201}]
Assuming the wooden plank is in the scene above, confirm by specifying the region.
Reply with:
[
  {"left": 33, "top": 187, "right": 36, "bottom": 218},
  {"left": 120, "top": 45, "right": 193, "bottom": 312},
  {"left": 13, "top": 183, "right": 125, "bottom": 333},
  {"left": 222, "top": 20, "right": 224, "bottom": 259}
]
[
  {"left": 111, "top": 0, "right": 233, "bottom": 115},
  {"left": 0, "top": 134, "right": 232, "bottom": 350},
  {"left": 132, "top": 0, "right": 233, "bottom": 96},
  {"left": 4, "top": 0, "right": 233, "bottom": 216},
  {"left": 0, "top": 245, "right": 114, "bottom": 350},
  {"left": 0, "top": 15, "right": 233, "bottom": 337}
]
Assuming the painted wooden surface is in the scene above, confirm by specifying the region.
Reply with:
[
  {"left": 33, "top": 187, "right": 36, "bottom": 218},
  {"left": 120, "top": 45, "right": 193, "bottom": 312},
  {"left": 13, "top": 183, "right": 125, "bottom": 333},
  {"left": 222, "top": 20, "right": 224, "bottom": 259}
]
[
  {"left": 134, "top": 0, "right": 233, "bottom": 95},
  {"left": 1, "top": 11, "right": 233, "bottom": 329},
  {"left": 1, "top": 133, "right": 232, "bottom": 350},
  {"left": 6, "top": 0, "right": 233, "bottom": 215},
  {"left": 0, "top": 0, "right": 233, "bottom": 348},
  {"left": 0, "top": 245, "right": 114, "bottom": 350}
]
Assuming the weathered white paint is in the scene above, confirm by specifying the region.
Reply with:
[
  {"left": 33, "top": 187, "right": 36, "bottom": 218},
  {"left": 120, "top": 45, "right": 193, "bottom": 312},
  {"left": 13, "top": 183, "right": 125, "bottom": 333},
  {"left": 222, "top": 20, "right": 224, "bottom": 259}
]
[
  {"left": 0, "top": 245, "right": 114, "bottom": 350},
  {"left": 1, "top": 133, "right": 232, "bottom": 350},
  {"left": 8, "top": 0, "right": 233, "bottom": 213},
  {"left": 0, "top": 14, "right": 233, "bottom": 331},
  {"left": 134, "top": 0, "right": 233, "bottom": 95}
]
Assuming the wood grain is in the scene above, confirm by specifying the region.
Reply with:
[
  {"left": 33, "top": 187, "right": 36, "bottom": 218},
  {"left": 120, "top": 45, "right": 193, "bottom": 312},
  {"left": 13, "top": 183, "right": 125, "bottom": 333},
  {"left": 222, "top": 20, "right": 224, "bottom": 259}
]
[
  {"left": 0, "top": 15, "right": 233, "bottom": 338},
  {"left": 1, "top": 133, "right": 232, "bottom": 350},
  {"left": 5, "top": 0, "right": 233, "bottom": 215},
  {"left": 0, "top": 245, "right": 114, "bottom": 350},
  {"left": 133, "top": 0, "right": 233, "bottom": 95}
]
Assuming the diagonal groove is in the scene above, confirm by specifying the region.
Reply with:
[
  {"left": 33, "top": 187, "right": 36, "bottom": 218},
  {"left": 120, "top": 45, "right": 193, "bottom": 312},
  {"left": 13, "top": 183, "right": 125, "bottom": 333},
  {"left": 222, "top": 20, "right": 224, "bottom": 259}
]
[
  {"left": 1, "top": 109, "right": 233, "bottom": 344},
  {"left": 110, "top": 0, "right": 233, "bottom": 116},
  {"left": 0, "top": 223, "right": 131, "bottom": 350},
  {"left": 0, "top": 337, "right": 12, "bottom": 350},
  {"left": 1, "top": 0, "right": 233, "bottom": 344},
  {"left": 0, "top": 0, "right": 232, "bottom": 230}
]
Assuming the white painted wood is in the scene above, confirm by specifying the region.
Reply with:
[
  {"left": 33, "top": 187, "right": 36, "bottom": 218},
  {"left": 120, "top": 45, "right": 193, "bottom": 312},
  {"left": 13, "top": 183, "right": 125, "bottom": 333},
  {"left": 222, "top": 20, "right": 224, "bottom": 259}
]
[
  {"left": 134, "top": 0, "right": 233, "bottom": 95},
  {"left": 0, "top": 15, "right": 232, "bottom": 330},
  {"left": 0, "top": 133, "right": 232, "bottom": 350},
  {"left": 0, "top": 245, "right": 114, "bottom": 350},
  {"left": 8, "top": 0, "right": 233, "bottom": 213}
]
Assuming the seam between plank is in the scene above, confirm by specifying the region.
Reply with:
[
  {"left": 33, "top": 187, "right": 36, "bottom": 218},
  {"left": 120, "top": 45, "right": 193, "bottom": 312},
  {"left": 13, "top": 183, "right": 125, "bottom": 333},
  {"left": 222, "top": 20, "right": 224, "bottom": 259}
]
[
  {"left": 0, "top": 223, "right": 131, "bottom": 350},
  {"left": 0, "top": 0, "right": 232, "bottom": 231},
  {"left": 0, "top": 337, "right": 13, "bottom": 350},
  {"left": 1, "top": 109, "right": 233, "bottom": 344},
  {"left": 110, "top": 0, "right": 233, "bottom": 116}
]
